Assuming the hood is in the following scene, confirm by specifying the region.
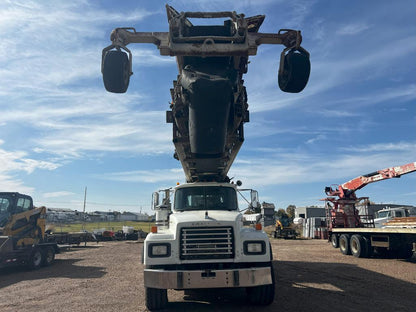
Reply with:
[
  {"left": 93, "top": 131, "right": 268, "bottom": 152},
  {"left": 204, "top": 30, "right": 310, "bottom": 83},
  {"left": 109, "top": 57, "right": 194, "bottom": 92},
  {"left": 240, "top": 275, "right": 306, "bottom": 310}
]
[{"left": 170, "top": 210, "right": 242, "bottom": 226}]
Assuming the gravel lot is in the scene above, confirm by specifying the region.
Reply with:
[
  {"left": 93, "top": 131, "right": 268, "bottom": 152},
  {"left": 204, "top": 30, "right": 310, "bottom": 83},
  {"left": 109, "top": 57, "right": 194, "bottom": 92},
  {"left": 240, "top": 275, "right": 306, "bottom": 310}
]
[{"left": 1, "top": 239, "right": 415, "bottom": 312}]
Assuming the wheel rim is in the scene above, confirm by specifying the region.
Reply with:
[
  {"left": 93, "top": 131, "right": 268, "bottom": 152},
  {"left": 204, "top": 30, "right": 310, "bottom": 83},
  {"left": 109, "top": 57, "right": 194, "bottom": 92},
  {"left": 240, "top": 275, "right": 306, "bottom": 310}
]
[
  {"left": 46, "top": 249, "right": 54, "bottom": 263},
  {"left": 33, "top": 251, "right": 42, "bottom": 266},
  {"left": 351, "top": 239, "right": 358, "bottom": 253}
]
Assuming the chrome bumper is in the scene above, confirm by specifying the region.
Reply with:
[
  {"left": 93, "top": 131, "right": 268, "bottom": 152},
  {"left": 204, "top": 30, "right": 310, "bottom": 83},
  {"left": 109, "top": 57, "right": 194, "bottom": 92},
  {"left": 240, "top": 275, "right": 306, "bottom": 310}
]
[{"left": 144, "top": 266, "right": 272, "bottom": 289}]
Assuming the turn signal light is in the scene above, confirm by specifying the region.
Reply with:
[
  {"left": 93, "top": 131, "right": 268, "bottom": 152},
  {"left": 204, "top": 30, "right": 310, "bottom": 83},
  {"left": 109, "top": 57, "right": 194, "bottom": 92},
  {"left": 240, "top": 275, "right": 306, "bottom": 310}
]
[
  {"left": 255, "top": 223, "right": 262, "bottom": 231},
  {"left": 151, "top": 226, "right": 158, "bottom": 233}
]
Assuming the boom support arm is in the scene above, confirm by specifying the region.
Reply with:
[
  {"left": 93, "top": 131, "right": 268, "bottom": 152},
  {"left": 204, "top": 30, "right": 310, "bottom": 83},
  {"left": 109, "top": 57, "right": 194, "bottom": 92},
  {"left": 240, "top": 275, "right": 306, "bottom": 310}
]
[{"left": 325, "top": 162, "right": 416, "bottom": 199}]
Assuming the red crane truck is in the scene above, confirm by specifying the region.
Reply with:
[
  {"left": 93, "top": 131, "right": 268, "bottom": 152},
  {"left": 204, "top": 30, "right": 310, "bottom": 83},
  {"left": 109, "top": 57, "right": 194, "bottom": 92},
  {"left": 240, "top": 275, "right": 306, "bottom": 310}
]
[{"left": 323, "top": 162, "right": 416, "bottom": 259}]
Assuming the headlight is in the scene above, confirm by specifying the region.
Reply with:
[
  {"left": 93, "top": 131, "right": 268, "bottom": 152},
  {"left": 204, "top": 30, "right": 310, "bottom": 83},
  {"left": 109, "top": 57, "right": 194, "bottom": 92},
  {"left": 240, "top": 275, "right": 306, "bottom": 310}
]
[
  {"left": 244, "top": 241, "right": 266, "bottom": 255},
  {"left": 148, "top": 243, "right": 171, "bottom": 258}
]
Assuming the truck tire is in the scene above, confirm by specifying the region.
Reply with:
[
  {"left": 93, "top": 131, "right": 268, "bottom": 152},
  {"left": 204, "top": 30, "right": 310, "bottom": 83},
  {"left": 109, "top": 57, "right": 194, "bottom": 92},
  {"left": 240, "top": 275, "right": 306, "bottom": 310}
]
[
  {"left": 145, "top": 287, "right": 168, "bottom": 310},
  {"left": 42, "top": 246, "right": 55, "bottom": 266},
  {"left": 331, "top": 234, "right": 339, "bottom": 248},
  {"left": 246, "top": 265, "right": 275, "bottom": 305},
  {"left": 102, "top": 50, "right": 130, "bottom": 93},
  {"left": 339, "top": 234, "right": 351, "bottom": 255},
  {"left": 350, "top": 234, "right": 367, "bottom": 258},
  {"left": 278, "top": 49, "right": 310, "bottom": 93},
  {"left": 28, "top": 248, "right": 43, "bottom": 270}
]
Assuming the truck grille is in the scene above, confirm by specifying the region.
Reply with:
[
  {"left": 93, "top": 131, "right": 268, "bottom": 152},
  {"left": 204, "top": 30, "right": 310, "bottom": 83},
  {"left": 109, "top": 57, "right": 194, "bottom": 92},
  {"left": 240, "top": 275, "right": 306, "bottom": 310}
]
[{"left": 180, "top": 227, "right": 234, "bottom": 260}]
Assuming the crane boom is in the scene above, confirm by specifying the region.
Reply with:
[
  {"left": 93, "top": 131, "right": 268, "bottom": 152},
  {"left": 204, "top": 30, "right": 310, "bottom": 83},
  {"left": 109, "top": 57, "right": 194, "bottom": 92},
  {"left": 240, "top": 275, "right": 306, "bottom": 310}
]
[
  {"left": 325, "top": 162, "right": 416, "bottom": 199},
  {"left": 101, "top": 5, "right": 311, "bottom": 182}
]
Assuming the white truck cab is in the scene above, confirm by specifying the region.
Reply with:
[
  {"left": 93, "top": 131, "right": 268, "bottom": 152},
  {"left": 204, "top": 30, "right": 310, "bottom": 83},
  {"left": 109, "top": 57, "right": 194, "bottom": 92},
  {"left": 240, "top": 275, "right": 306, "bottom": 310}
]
[
  {"left": 374, "top": 207, "right": 413, "bottom": 228},
  {"left": 143, "top": 182, "right": 275, "bottom": 310}
]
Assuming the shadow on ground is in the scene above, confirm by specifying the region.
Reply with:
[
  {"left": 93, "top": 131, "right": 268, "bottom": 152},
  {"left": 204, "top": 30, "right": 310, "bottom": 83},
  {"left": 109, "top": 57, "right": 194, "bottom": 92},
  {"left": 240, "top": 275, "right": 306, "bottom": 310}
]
[
  {"left": 0, "top": 258, "right": 106, "bottom": 289},
  {"left": 162, "top": 260, "right": 416, "bottom": 312}
]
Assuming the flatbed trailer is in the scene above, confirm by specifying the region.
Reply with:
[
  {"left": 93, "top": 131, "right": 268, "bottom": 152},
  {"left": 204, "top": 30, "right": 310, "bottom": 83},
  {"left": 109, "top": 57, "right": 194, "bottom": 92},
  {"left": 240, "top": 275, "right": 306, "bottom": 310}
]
[
  {"left": 0, "top": 237, "right": 59, "bottom": 269},
  {"left": 0, "top": 192, "right": 59, "bottom": 270},
  {"left": 329, "top": 226, "right": 416, "bottom": 259}
]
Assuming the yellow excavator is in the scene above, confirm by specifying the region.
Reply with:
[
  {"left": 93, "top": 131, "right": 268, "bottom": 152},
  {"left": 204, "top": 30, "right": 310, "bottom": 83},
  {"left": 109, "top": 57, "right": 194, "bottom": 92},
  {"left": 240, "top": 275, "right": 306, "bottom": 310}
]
[{"left": 0, "top": 192, "right": 58, "bottom": 269}]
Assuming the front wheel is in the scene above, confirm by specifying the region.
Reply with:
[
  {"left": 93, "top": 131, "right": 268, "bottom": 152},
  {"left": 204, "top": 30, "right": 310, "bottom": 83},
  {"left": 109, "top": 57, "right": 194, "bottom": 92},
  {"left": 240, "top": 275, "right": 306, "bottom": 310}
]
[
  {"left": 42, "top": 246, "right": 55, "bottom": 266},
  {"left": 145, "top": 287, "right": 168, "bottom": 311},
  {"left": 331, "top": 234, "right": 339, "bottom": 248},
  {"left": 246, "top": 265, "right": 275, "bottom": 305},
  {"left": 28, "top": 248, "right": 43, "bottom": 270}
]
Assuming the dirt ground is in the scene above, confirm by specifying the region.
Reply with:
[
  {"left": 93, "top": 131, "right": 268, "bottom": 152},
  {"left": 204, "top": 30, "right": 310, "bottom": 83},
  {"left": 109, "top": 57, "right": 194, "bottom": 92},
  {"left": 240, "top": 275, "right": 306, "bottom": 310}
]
[{"left": 0, "top": 239, "right": 415, "bottom": 312}]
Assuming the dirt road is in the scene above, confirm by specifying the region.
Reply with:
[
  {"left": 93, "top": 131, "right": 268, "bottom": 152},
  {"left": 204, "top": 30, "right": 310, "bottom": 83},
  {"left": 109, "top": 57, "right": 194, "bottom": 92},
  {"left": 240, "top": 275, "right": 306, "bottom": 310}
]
[{"left": 1, "top": 239, "right": 415, "bottom": 312}]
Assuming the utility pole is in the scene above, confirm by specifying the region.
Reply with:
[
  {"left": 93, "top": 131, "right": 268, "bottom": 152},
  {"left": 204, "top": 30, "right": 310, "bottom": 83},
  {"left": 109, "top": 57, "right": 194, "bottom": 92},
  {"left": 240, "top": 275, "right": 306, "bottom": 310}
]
[{"left": 82, "top": 186, "right": 87, "bottom": 231}]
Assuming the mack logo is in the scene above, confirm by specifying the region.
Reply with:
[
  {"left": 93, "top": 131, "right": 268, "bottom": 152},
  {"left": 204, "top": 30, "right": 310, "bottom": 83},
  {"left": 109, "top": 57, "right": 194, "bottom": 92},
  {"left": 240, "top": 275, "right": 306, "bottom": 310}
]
[{"left": 190, "top": 222, "right": 209, "bottom": 226}]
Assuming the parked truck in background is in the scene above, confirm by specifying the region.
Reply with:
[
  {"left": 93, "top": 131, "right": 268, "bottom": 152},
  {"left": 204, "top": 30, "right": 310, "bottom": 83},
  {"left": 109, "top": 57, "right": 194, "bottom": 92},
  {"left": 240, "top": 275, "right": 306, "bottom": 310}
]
[
  {"left": 324, "top": 162, "right": 416, "bottom": 259},
  {"left": 0, "top": 192, "right": 58, "bottom": 269},
  {"left": 373, "top": 207, "right": 416, "bottom": 228},
  {"left": 101, "top": 5, "right": 310, "bottom": 310}
]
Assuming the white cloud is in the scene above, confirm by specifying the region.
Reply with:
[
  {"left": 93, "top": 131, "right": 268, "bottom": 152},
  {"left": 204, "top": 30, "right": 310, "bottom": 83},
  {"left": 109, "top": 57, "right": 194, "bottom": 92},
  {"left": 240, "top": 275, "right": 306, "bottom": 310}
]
[
  {"left": 228, "top": 141, "right": 416, "bottom": 188},
  {"left": 336, "top": 22, "right": 370, "bottom": 35},
  {"left": 0, "top": 173, "right": 34, "bottom": 194},
  {"left": 306, "top": 134, "right": 326, "bottom": 144},
  {"left": 0, "top": 146, "right": 60, "bottom": 174},
  {"left": 340, "top": 142, "right": 416, "bottom": 153},
  {"left": 0, "top": 144, "right": 59, "bottom": 193},
  {"left": 33, "top": 109, "right": 172, "bottom": 158},
  {"left": 43, "top": 191, "right": 75, "bottom": 198},
  {"left": 97, "top": 168, "right": 184, "bottom": 183}
]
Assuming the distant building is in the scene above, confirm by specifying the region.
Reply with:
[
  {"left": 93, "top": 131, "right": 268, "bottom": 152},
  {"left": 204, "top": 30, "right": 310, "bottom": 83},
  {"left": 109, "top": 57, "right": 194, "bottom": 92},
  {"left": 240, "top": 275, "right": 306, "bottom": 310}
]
[
  {"left": 120, "top": 212, "right": 150, "bottom": 222},
  {"left": 295, "top": 206, "right": 326, "bottom": 219},
  {"left": 261, "top": 202, "right": 275, "bottom": 227},
  {"left": 46, "top": 208, "right": 85, "bottom": 223},
  {"left": 46, "top": 208, "right": 152, "bottom": 223}
]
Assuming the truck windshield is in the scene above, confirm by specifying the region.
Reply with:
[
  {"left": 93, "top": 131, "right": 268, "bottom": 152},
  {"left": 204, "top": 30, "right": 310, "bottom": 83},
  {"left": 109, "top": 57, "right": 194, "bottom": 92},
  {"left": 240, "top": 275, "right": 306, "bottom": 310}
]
[
  {"left": 174, "top": 186, "right": 237, "bottom": 211},
  {"left": 377, "top": 211, "right": 390, "bottom": 218}
]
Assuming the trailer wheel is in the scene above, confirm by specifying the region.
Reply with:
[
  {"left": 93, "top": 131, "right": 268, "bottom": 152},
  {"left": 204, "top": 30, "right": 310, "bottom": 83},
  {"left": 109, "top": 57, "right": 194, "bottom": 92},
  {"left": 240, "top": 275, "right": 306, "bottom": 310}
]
[
  {"left": 246, "top": 264, "right": 275, "bottom": 305},
  {"left": 42, "top": 246, "right": 55, "bottom": 266},
  {"left": 145, "top": 287, "right": 168, "bottom": 310},
  {"left": 102, "top": 50, "right": 130, "bottom": 93},
  {"left": 339, "top": 234, "right": 351, "bottom": 255},
  {"left": 28, "top": 248, "right": 43, "bottom": 270},
  {"left": 350, "top": 234, "right": 367, "bottom": 258},
  {"left": 278, "top": 49, "right": 310, "bottom": 93},
  {"left": 331, "top": 234, "right": 339, "bottom": 248}
]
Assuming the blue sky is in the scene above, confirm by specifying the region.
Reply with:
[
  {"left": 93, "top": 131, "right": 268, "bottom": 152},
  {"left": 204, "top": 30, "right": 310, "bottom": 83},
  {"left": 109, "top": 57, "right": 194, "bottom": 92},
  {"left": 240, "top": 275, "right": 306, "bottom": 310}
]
[{"left": 0, "top": 0, "right": 415, "bottom": 213}]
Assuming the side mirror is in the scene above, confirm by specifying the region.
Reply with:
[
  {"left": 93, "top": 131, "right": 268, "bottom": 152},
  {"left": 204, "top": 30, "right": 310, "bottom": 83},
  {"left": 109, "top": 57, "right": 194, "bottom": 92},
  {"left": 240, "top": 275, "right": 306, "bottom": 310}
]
[
  {"left": 250, "top": 190, "right": 259, "bottom": 209},
  {"left": 152, "top": 192, "right": 160, "bottom": 210}
]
